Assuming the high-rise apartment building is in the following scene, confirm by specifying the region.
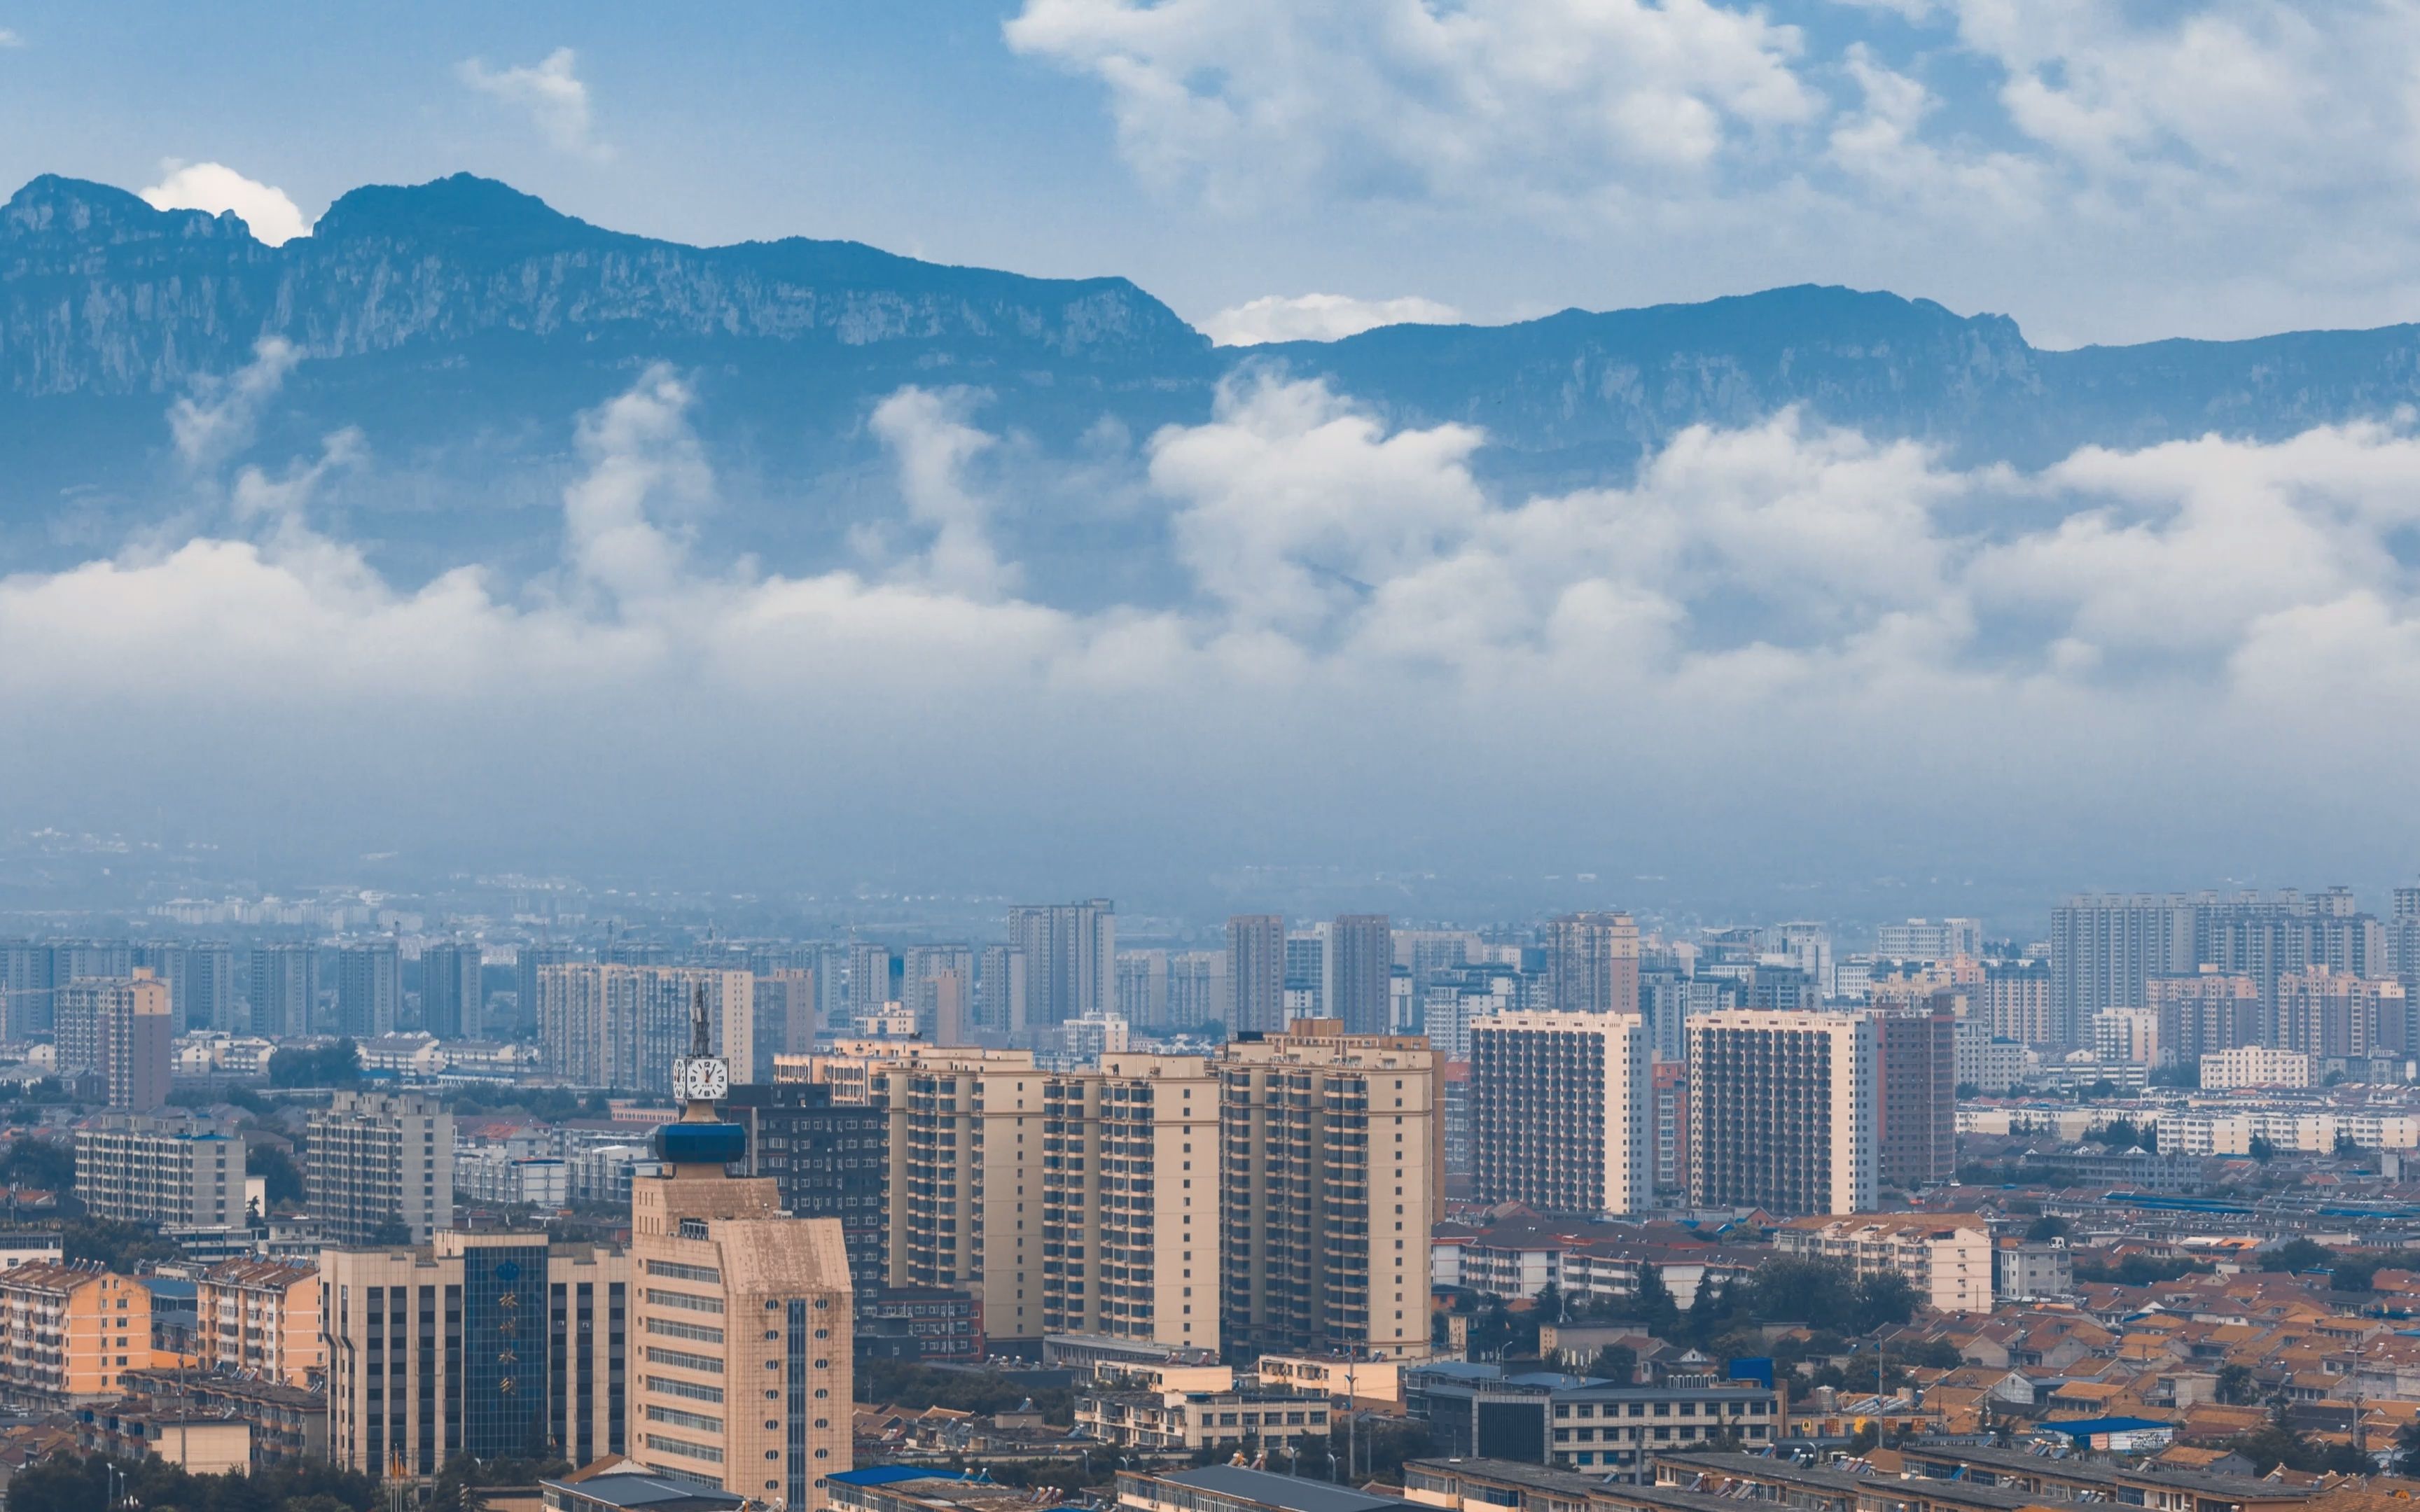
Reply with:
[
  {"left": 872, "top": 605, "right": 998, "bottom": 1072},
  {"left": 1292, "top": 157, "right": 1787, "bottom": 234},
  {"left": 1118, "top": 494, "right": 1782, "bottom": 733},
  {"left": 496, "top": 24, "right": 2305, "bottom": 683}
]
[
  {"left": 307, "top": 1091, "right": 454, "bottom": 1245},
  {"left": 56, "top": 970, "right": 171, "bottom": 1110},
  {"left": 1469, "top": 1011, "right": 1650, "bottom": 1217},
  {"left": 336, "top": 942, "right": 401, "bottom": 1040},
  {"left": 1688, "top": 1009, "right": 1875, "bottom": 1217},
  {"left": 1166, "top": 951, "right": 1228, "bottom": 1031},
  {"left": 854, "top": 1046, "right": 1048, "bottom": 1343},
  {"left": 978, "top": 944, "right": 1027, "bottom": 1036},
  {"left": 1115, "top": 951, "right": 1169, "bottom": 1029},
  {"left": 74, "top": 1111, "right": 247, "bottom": 1227},
  {"left": 1769, "top": 923, "right": 1835, "bottom": 999},
  {"left": 2148, "top": 968, "right": 2259, "bottom": 1063},
  {"left": 1039, "top": 1054, "right": 1219, "bottom": 1351},
  {"left": 1977, "top": 959, "right": 2053, "bottom": 1046},
  {"left": 756, "top": 968, "right": 819, "bottom": 1059},
  {"left": 722, "top": 1082, "right": 889, "bottom": 1287},
  {"left": 141, "top": 942, "right": 237, "bottom": 1034},
  {"left": 2049, "top": 895, "right": 2197, "bottom": 1049},
  {"left": 1875, "top": 919, "right": 1983, "bottom": 962},
  {"left": 194, "top": 1259, "right": 322, "bottom": 1387},
  {"left": 1228, "top": 915, "right": 1286, "bottom": 1034},
  {"left": 514, "top": 944, "right": 584, "bottom": 1040},
  {"left": 420, "top": 942, "right": 484, "bottom": 1040},
  {"left": 627, "top": 1011, "right": 853, "bottom": 1508},
  {"left": 2092, "top": 1007, "right": 2162, "bottom": 1065},
  {"left": 1006, "top": 899, "right": 1115, "bottom": 1028},
  {"left": 1873, "top": 1004, "right": 1954, "bottom": 1191},
  {"left": 1284, "top": 931, "right": 1326, "bottom": 1018},
  {"left": 1324, "top": 916, "right": 1394, "bottom": 1035},
  {"left": 323, "top": 1232, "right": 628, "bottom": 1475},
  {"left": 1650, "top": 1060, "right": 1689, "bottom": 1196},
  {"left": 538, "top": 965, "right": 757, "bottom": 1091},
  {"left": 2199, "top": 890, "right": 2389, "bottom": 1042},
  {"left": 2276, "top": 967, "right": 2408, "bottom": 1060},
  {"left": 1546, "top": 913, "right": 1641, "bottom": 1016},
  {"left": 249, "top": 941, "right": 318, "bottom": 1039},
  {"left": 900, "top": 946, "right": 974, "bottom": 1042},
  {"left": 849, "top": 943, "right": 897, "bottom": 1018},
  {"left": 1216, "top": 1021, "right": 1437, "bottom": 1361}
]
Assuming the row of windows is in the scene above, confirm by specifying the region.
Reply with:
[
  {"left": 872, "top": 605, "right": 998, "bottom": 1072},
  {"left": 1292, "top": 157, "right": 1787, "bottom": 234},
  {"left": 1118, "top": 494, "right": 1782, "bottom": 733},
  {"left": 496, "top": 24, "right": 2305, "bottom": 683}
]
[
  {"left": 645, "top": 1433, "right": 723, "bottom": 1464},
  {"left": 646, "top": 1404, "right": 723, "bottom": 1433},
  {"left": 645, "top": 1346, "right": 723, "bottom": 1374},
  {"left": 646, "top": 1260, "right": 721, "bottom": 1284},
  {"left": 647, "top": 1375, "right": 724, "bottom": 1404}
]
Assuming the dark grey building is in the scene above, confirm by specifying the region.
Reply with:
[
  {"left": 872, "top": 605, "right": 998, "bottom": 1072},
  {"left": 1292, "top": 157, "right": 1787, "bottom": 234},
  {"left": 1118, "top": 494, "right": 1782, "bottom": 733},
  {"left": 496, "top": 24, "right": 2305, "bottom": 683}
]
[
  {"left": 722, "top": 1082, "right": 888, "bottom": 1285},
  {"left": 1406, "top": 1362, "right": 1783, "bottom": 1476},
  {"left": 420, "top": 942, "right": 483, "bottom": 1039}
]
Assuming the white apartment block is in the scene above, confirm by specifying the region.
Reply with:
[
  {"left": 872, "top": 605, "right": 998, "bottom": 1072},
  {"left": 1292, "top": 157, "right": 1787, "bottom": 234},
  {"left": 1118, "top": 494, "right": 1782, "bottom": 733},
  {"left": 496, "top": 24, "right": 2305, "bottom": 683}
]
[
  {"left": 538, "top": 965, "right": 758, "bottom": 1091},
  {"left": 305, "top": 1090, "right": 454, "bottom": 1245},
  {"left": 74, "top": 1112, "right": 246, "bottom": 1228},
  {"left": 2201, "top": 1045, "right": 2312, "bottom": 1089},
  {"left": 1469, "top": 1011, "right": 1650, "bottom": 1217},
  {"left": 1774, "top": 1213, "right": 1991, "bottom": 1313}
]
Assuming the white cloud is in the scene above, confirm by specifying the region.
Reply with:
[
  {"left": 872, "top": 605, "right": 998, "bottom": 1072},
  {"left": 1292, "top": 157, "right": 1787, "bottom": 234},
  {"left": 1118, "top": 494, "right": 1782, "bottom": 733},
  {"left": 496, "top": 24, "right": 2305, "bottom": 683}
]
[
  {"left": 167, "top": 337, "right": 304, "bottom": 470},
  {"left": 139, "top": 161, "right": 311, "bottom": 246},
  {"left": 457, "top": 47, "right": 611, "bottom": 162},
  {"left": 15, "top": 365, "right": 2420, "bottom": 889},
  {"left": 1200, "top": 293, "right": 1463, "bottom": 345},
  {"left": 1004, "top": 0, "right": 1818, "bottom": 213},
  {"left": 0, "top": 28, "right": 23, "bottom": 47}
]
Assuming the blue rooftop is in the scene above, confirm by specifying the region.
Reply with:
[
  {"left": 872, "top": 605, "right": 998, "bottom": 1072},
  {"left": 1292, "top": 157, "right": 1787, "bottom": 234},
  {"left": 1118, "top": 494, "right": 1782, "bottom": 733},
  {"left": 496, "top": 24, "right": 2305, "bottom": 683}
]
[{"left": 826, "top": 1468, "right": 977, "bottom": 1488}]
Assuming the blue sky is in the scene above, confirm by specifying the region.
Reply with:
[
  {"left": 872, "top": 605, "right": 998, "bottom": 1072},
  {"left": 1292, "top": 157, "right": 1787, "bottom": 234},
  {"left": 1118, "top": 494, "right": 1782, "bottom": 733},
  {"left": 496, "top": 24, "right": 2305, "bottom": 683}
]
[{"left": 8, "top": 0, "right": 2420, "bottom": 349}]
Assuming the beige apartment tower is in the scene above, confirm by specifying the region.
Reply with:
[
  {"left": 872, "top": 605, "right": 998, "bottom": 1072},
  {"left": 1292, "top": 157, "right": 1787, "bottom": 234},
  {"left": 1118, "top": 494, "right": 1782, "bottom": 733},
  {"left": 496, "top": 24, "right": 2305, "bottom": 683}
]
[
  {"left": 1216, "top": 1021, "right": 1437, "bottom": 1360},
  {"left": 1468, "top": 1011, "right": 1650, "bottom": 1217},
  {"left": 1547, "top": 912, "right": 1641, "bottom": 1017},
  {"left": 1039, "top": 1054, "right": 1219, "bottom": 1351}
]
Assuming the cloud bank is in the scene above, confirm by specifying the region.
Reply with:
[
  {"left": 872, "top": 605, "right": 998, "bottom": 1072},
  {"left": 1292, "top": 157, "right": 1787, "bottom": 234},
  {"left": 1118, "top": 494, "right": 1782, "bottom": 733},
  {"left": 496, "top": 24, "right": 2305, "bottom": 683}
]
[{"left": 7, "top": 349, "right": 2419, "bottom": 904}]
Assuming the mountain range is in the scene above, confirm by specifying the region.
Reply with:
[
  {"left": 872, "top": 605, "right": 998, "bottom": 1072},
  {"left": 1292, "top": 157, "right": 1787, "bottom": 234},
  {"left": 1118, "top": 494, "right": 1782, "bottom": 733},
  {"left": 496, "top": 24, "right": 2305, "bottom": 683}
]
[{"left": 9, "top": 170, "right": 2420, "bottom": 585}]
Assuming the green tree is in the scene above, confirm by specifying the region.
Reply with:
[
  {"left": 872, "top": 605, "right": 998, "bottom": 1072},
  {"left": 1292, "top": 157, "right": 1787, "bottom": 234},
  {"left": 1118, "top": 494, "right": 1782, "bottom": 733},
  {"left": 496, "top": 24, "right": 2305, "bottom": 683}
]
[
  {"left": 1851, "top": 1271, "right": 1919, "bottom": 1334},
  {"left": 250, "top": 1142, "right": 306, "bottom": 1208},
  {"left": 269, "top": 1039, "right": 362, "bottom": 1088},
  {"left": 62, "top": 1217, "right": 183, "bottom": 1271},
  {"left": 2025, "top": 1214, "right": 2071, "bottom": 1242},
  {"left": 1588, "top": 1344, "right": 1638, "bottom": 1383},
  {"left": 2262, "top": 1238, "right": 2333, "bottom": 1274},
  {"left": 0, "top": 1135, "right": 75, "bottom": 1196},
  {"left": 2394, "top": 1417, "right": 2420, "bottom": 1478},
  {"left": 2216, "top": 1364, "right": 2258, "bottom": 1406},
  {"left": 2248, "top": 1135, "right": 2277, "bottom": 1162},
  {"left": 1631, "top": 1263, "right": 1682, "bottom": 1338}
]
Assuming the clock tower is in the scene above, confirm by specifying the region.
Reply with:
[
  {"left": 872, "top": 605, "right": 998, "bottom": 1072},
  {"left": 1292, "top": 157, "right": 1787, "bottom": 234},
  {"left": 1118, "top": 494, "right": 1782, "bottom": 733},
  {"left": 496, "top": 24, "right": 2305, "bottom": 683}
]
[{"left": 630, "top": 986, "right": 856, "bottom": 1508}]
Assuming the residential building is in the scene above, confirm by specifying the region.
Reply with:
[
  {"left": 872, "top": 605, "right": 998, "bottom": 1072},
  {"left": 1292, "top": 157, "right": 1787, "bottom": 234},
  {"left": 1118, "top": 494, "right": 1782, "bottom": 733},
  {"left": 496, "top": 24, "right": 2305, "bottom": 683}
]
[
  {"left": 1284, "top": 931, "right": 1326, "bottom": 1019},
  {"left": 1166, "top": 951, "right": 1227, "bottom": 1031},
  {"left": 849, "top": 943, "right": 896, "bottom": 1019},
  {"left": 306, "top": 1090, "right": 454, "bottom": 1245},
  {"left": 1406, "top": 1366, "right": 1783, "bottom": 1474},
  {"left": 1876, "top": 919, "right": 1982, "bottom": 962},
  {"left": 1326, "top": 916, "right": 1394, "bottom": 1035},
  {"left": 977, "top": 944, "right": 1027, "bottom": 1036},
  {"left": 1228, "top": 915, "right": 1286, "bottom": 1034},
  {"left": 1649, "top": 1062, "right": 1688, "bottom": 1197},
  {"left": 1006, "top": 899, "right": 1115, "bottom": 1028},
  {"left": 538, "top": 965, "right": 758, "bottom": 1091},
  {"left": 1546, "top": 913, "right": 1641, "bottom": 1016},
  {"left": 2050, "top": 894, "right": 2195, "bottom": 1049},
  {"left": 1977, "top": 960, "right": 2054, "bottom": 1046},
  {"left": 754, "top": 969, "right": 819, "bottom": 1060},
  {"left": 142, "top": 942, "right": 237, "bottom": 1035},
  {"left": 2092, "top": 1007, "right": 2162, "bottom": 1064},
  {"left": 1952, "top": 1021, "right": 2025, "bottom": 1095},
  {"left": 1995, "top": 1238, "right": 2072, "bottom": 1301},
  {"left": 1875, "top": 1004, "right": 1954, "bottom": 1191},
  {"left": 1422, "top": 965, "right": 1521, "bottom": 1063},
  {"left": 722, "top": 1082, "right": 889, "bottom": 1287},
  {"left": 1039, "top": 1054, "right": 1220, "bottom": 1352},
  {"left": 2150, "top": 968, "right": 2260, "bottom": 1063},
  {"left": 1469, "top": 1011, "right": 1650, "bottom": 1217},
  {"left": 56, "top": 969, "right": 172, "bottom": 1110},
  {"left": 902, "top": 946, "right": 975, "bottom": 1043},
  {"left": 853, "top": 1285, "right": 982, "bottom": 1361},
  {"left": 1686, "top": 1009, "right": 1875, "bottom": 1217},
  {"left": 1771, "top": 923, "right": 1835, "bottom": 1000},
  {"left": 322, "top": 1231, "right": 628, "bottom": 1476},
  {"left": 0, "top": 1262, "right": 154, "bottom": 1403},
  {"left": 627, "top": 1077, "right": 854, "bottom": 1505},
  {"left": 1216, "top": 1021, "right": 1438, "bottom": 1361},
  {"left": 249, "top": 942, "right": 317, "bottom": 1040},
  {"left": 1774, "top": 1213, "right": 1991, "bottom": 1312},
  {"left": 514, "top": 944, "right": 585, "bottom": 1041},
  {"left": 1441, "top": 1061, "right": 1473, "bottom": 1200},
  {"left": 420, "top": 942, "right": 483, "bottom": 1040},
  {"left": 1074, "top": 1382, "right": 1330, "bottom": 1452},
  {"left": 194, "top": 1259, "right": 322, "bottom": 1387},
  {"left": 2275, "top": 966, "right": 2407, "bottom": 1059},
  {"left": 2197, "top": 888, "right": 2388, "bottom": 1041},
  {"left": 2202, "top": 1045, "right": 2314, "bottom": 1090},
  {"left": 336, "top": 942, "right": 400, "bottom": 1040},
  {"left": 455, "top": 1149, "right": 570, "bottom": 1207},
  {"left": 75, "top": 1111, "right": 247, "bottom": 1228}
]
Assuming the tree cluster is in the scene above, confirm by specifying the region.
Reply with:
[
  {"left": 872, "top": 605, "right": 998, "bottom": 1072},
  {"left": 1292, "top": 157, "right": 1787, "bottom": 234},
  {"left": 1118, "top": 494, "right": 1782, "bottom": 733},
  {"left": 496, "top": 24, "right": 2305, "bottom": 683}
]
[
  {"left": 8, "top": 1452, "right": 380, "bottom": 1512},
  {"left": 267, "top": 1040, "right": 362, "bottom": 1088}
]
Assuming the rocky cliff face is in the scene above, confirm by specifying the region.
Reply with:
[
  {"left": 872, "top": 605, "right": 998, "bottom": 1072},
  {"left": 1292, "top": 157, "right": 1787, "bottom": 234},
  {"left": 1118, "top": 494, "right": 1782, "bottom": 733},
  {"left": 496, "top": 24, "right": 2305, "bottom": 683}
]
[{"left": 0, "top": 173, "right": 1206, "bottom": 398}]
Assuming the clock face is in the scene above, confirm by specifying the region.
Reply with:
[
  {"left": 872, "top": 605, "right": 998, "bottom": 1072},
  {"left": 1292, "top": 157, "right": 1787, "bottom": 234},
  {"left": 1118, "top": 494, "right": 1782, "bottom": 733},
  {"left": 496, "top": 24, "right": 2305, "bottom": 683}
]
[{"left": 679, "top": 1058, "right": 730, "bottom": 1100}]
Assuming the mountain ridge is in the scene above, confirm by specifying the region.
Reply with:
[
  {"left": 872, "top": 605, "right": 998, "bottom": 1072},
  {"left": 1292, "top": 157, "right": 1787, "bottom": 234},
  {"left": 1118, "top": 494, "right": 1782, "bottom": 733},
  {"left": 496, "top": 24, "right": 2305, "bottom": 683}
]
[{"left": 8, "top": 170, "right": 2420, "bottom": 582}]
